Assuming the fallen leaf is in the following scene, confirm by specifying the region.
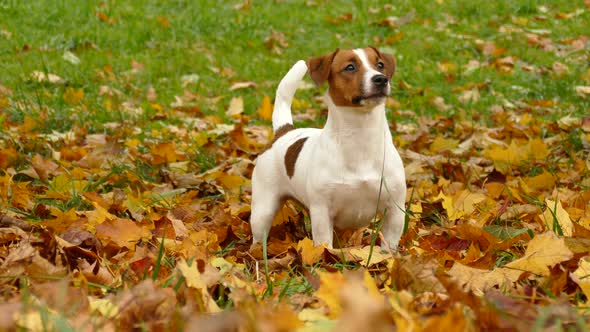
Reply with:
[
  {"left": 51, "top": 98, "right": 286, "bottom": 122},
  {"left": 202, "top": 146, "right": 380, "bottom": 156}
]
[
  {"left": 504, "top": 232, "right": 573, "bottom": 276},
  {"left": 350, "top": 246, "right": 392, "bottom": 266},
  {"left": 575, "top": 86, "right": 590, "bottom": 98},
  {"left": 571, "top": 256, "right": 590, "bottom": 300},
  {"left": 229, "top": 81, "right": 257, "bottom": 90},
  {"left": 95, "top": 218, "right": 150, "bottom": 249},
  {"left": 258, "top": 95, "right": 273, "bottom": 121},
  {"left": 448, "top": 263, "right": 520, "bottom": 296},
  {"left": 226, "top": 96, "right": 244, "bottom": 118},
  {"left": 30, "top": 71, "right": 64, "bottom": 84},
  {"left": 316, "top": 271, "right": 346, "bottom": 318},
  {"left": 429, "top": 135, "right": 459, "bottom": 153},
  {"left": 297, "top": 237, "right": 325, "bottom": 265},
  {"left": 541, "top": 199, "right": 573, "bottom": 236}
]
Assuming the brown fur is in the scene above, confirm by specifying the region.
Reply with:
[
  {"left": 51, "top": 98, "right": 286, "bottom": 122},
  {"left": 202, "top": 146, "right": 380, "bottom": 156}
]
[
  {"left": 272, "top": 124, "right": 295, "bottom": 144},
  {"left": 368, "top": 46, "right": 396, "bottom": 78},
  {"left": 284, "top": 137, "right": 308, "bottom": 178},
  {"left": 307, "top": 47, "right": 396, "bottom": 107}
]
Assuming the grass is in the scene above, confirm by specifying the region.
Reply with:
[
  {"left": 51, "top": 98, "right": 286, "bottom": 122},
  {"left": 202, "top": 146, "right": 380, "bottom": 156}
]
[{"left": 2, "top": 0, "right": 588, "bottom": 139}]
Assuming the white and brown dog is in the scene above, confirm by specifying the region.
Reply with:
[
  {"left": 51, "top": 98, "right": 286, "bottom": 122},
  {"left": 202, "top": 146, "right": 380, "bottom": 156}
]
[{"left": 251, "top": 47, "right": 406, "bottom": 249}]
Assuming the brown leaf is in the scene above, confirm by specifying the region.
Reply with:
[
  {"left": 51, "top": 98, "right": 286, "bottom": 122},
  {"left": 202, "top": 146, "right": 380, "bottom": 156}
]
[
  {"left": 97, "top": 11, "right": 116, "bottom": 24},
  {"left": 115, "top": 279, "right": 177, "bottom": 330},
  {"left": 95, "top": 218, "right": 150, "bottom": 249}
]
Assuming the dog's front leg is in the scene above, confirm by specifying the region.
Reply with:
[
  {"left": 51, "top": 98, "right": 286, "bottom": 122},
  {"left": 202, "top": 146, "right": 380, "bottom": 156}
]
[
  {"left": 309, "top": 204, "right": 333, "bottom": 248},
  {"left": 381, "top": 196, "right": 406, "bottom": 251}
]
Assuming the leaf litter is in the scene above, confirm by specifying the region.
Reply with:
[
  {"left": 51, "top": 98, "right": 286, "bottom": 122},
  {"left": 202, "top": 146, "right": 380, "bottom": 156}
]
[{"left": 1, "top": 3, "right": 590, "bottom": 332}]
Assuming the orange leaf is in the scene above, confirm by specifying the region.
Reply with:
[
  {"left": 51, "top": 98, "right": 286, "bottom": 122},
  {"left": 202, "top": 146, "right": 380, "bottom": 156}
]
[
  {"left": 257, "top": 95, "right": 273, "bottom": 121},
  {"left": 95, "top": 218, "right": 150, "bottom": 249},
  {"left": 0, "top": 147, "right": 18, "bottom": 168},
  {"left": 151, "top": 142, "right": 177, "bottom": 165},
  {"left": 96, "top": 11, "right": 115, "bottom": 24},
  {"left": 63, "top": 88, "right": 84, "bottom": 105},
  {"left": 297, "top": 237, "right": 325, "bottom": 265}
]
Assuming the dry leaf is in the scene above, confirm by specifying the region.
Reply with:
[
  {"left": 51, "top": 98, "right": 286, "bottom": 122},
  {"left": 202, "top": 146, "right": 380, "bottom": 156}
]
[
  {"left": 226, "top": 96, "right": 244, "bottom": 118},
  {"left": 258, "top": 95, "right": 273, "bottom": 120},
  {"left": 504, "top": 232, "right": 573, "bottom": 276}
]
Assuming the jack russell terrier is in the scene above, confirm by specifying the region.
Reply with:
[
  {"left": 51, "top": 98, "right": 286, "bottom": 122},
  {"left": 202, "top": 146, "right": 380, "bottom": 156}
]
[{"left": 250, "top": 47, "right": 406, "bottom": 249}]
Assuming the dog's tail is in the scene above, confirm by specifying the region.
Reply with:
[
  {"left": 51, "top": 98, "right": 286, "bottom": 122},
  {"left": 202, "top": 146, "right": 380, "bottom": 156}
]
[{"left": 272, "top": 60, "right": 308, "bottom": 132}]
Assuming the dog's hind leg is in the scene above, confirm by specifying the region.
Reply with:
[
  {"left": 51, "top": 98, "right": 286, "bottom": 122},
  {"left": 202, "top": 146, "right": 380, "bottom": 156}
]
[{"left": 250, "top": 171, "right": 282, "bottom": 244}]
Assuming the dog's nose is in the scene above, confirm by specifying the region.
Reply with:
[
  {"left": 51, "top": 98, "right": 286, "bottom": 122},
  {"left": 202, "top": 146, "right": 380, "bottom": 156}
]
[{"left": 371, "top": 75, "right": 388, "bottom": 87}]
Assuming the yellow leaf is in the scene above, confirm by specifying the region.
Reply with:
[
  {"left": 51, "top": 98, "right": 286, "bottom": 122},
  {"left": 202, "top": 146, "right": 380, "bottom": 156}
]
[
  {"left": 436, "top": 61, "right": 458, "bottom": 73},
  {"left": 316, "top": 271, "right": 346, "bottom": 318},
  {"left": 151, "top": 142, "right": 177, "bottom": 165},
  {"left": 528, "top": 138, "right": 549, "bottom": 160},
  {"left": 298, "top": 307, "right": 332, "bottom": 325},
  {"left": 206, "top": 171, "right": 249, "bottom": 190},
  {"left": 437, "top": 190, "right": 486, "bottom": 221},
  {"left": 504, "top": 232, "right": 573, "bottom": 276},
  {"left": 571, "top": 256, "right": 590, "bottom": 301},
  {"left": 258, "top": 95, "right": 273, "bottom": 120},
  {"left": 46, "top": 173, "right": 87, "bottom": 199},
  {"left": 483, "top": 139, "right": 549, "bottom": 174},
  {"left": 429, "top": 135, "right": 459, "bottom": 153},
  {"left": 350, "top": 246, "right": 392, "bottom": 266},
  {"left": 297, "top": 237, "right": 325, "bottom": 265},
  {"left": 523, "top": 170, "right": 556, "bottom": 192},
  {"left": 333, "top": 271, "right": 394, "bottom": 331},
  {"left": 448, "top": 263, "right": 521, "bottom": 296},
  {"left": 89, "top": 298, "right": 119, "bottom": 318},
  {"left": 177, "top": 259, "right": 207, "bottom": 290},
  {"left": 177, "top": 259, "right": 221, "bottom": 313},
  {"left": 541, "top": 199, "right": 573, "bottom": 237},
  {"left": 63, "top": 87, "right": 84, "bottom": 105}
]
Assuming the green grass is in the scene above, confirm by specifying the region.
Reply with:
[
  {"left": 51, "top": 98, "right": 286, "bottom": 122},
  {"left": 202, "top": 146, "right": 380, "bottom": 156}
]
[{"left": 2, "top": 0, "right": 588, "bottom": 140}]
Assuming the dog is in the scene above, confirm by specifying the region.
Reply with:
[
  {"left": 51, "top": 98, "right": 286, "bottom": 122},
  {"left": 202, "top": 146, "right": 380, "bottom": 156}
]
[{"left": 250, "top": 47, "right": 406, "bottom": 249}]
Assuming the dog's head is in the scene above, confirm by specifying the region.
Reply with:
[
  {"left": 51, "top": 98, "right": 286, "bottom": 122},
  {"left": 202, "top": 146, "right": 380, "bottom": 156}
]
[{"left": 307, "top": 47, "right": 396, "bottom": 108}]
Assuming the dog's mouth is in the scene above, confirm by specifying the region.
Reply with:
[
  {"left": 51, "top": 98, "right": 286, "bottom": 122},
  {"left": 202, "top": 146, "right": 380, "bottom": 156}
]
[{"left": 352, "top": 92, "right": 388, "bottom": 105}]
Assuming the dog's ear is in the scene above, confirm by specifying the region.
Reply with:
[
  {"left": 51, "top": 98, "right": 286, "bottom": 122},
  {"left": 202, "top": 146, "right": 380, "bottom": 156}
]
[
  {"left": 369, "top": 46, "right": 396, "bottom": 78},
  {"left": 307, "top": 49, "right": 339, "bottom": 87}
]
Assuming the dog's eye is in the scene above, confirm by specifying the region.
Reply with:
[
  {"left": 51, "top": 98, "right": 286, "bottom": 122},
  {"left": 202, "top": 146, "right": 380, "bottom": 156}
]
[
  {"left": 377, "top": 61, "right": 384, "bottom": 69},
  {"left": 344, "top": 64, "right": 356, "bottom": 72}
]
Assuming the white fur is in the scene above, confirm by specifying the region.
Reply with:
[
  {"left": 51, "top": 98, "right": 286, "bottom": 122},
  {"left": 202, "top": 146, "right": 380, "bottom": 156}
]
[
  {"left": 272, "top": 60, "right": 307, "bottom": 131},
  {"left": 353, "top": 48, "right": 386, "bottom": 97},
  {"left": 251, "top": 51, "right": 406, "bottom": 249}
]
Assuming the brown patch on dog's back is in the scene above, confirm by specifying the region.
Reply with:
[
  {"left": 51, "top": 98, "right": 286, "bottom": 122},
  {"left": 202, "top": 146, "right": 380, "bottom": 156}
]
[
  {"left": 271, "top": 124, "right": 295, "bottom": 145},
  {"left": 285, "top": 137, "right": 308, "bottom": 178},
  {"left": 260, "top": 124, "right": 295, "bottom": 155}
]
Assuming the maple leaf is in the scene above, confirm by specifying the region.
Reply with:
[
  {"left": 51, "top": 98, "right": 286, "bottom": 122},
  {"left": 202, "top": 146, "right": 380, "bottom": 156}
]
[
  {"left": 297, "top": 237, "right": 325, "bottom": 265},
  {"left": 437, "top": 190, "right": 486, "bottom": 222},
  {"left": 95, "top": 218, "right": 150, "bottom": 249},
  {"left": 504, "top": 232, "right": 573, "bottom": 276},
  {"left": 448, "top": 263, "right": 521, "bottom": 296}
]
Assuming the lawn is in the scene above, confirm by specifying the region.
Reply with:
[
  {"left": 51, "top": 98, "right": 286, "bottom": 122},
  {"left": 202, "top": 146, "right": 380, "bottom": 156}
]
[{"left": 0, "top": 0, "right": 589, "bottom": 330}]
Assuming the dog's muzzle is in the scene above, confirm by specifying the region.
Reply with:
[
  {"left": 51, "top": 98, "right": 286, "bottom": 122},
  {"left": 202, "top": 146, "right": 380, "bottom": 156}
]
[{"left": 371, "top": 74, "right": 388, "bottom": 88}]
